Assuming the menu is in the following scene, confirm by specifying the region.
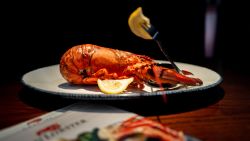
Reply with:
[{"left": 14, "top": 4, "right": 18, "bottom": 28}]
[
  {"left": 0, "top": 102, "right": 197, "bottom": 141},
  {"left": 0, "top": 102, "right": 136, "bottom": 141}
]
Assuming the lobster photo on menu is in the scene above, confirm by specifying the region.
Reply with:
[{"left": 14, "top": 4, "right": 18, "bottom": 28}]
[{"left": 56, "top": 116, "right": 186, "bottom": 141}]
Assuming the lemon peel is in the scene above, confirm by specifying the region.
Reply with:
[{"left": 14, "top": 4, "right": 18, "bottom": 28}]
[
  {"left": 97, "top": 78, "right": 134, "bottom": 94},
  {"left": 128, "top": 7, "right": 152, "bottom": 40}
]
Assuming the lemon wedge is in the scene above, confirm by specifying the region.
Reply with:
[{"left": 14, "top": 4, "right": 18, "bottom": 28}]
[
  {"left": 97, "top": 78, "right": 134, "bottom": 94},
  {"left": 128, "top": 7, "right": 152, "bottom": 40}
]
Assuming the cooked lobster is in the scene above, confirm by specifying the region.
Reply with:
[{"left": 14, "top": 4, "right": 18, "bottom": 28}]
[
  {"left": 60, "top": 44, "right": 202, "bottom": 88},
  {"left": 108, "top": 116, "right": 185, "bottom": 141}
]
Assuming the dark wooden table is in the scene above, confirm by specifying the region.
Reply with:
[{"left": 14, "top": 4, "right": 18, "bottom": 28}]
[{"left": 0, "top": 67, "right": 250, "bottom": 141}]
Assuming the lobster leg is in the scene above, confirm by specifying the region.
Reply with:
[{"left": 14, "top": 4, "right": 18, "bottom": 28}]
[
  {"left": 151, "top": 66, "right": 203, "bottom": 86},
  {"left": 82, "top": 68, "right": 120, "bottom": 84}
]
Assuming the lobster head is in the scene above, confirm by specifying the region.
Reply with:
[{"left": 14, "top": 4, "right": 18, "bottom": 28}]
[{"left": 59, "top": 44, "right": 96, "bottom": 84}]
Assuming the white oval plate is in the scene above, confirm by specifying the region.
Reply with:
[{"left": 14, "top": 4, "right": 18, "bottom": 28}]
[{"left": 21, "top": 61, "right": 222, "bottom": 100}]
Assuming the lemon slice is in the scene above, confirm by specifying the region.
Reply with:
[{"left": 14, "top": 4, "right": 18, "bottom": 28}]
[
  {"left": 97, "top": 78, "right": 134, "bottom": 94},
  {"left": 128, "top": 7, "right": 152, "bottom": 40}
]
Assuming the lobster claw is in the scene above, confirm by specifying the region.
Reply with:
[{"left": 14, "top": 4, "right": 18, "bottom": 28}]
[
  {"left": 155, "top": 62, "right": 194, "bottom": 75},
  {"left": 149, "top": 65, "right": 203, "bottom": 86}
]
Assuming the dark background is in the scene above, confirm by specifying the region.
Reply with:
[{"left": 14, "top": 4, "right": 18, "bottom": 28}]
[{"left": 1, "top": 0, "right": 249, "bottom": 83}]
